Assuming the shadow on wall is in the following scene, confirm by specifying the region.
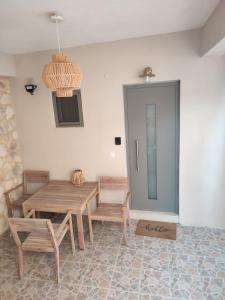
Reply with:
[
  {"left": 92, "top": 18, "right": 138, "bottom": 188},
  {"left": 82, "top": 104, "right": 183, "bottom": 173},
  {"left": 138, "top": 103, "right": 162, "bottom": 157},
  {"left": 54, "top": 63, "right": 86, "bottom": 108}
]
[{"left": 0, "top": 77, "right": 23, "bottom": 235}]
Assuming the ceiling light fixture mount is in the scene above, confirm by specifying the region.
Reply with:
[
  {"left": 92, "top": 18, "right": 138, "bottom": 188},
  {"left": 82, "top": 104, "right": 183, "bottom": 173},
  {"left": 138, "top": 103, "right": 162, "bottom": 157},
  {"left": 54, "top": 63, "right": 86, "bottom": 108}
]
[
  {"left": 42, "top": 14, "right": 82, "bottom": 97},
  {"left": 50, "top": 14, "right": 63, "bottom": 23}
]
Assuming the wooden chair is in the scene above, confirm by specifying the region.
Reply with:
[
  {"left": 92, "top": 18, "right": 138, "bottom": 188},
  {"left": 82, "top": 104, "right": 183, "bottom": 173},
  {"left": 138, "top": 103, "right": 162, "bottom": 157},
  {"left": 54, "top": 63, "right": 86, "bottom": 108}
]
[
  {"left": 5, "top": 170, "right": 50, "bottom": 217},
  {"left": 8, "top": 209, "right": 75, "bottom": 283},
  {"left": 87, "top": 176, "right": 131, "bottom": 245}
]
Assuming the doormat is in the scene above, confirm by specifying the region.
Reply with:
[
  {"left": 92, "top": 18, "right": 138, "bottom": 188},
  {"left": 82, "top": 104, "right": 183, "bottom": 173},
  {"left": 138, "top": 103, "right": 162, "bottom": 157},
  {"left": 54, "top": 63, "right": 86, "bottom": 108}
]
[{"left": 136, "top": 219, "right": 177, "bottom": 240}]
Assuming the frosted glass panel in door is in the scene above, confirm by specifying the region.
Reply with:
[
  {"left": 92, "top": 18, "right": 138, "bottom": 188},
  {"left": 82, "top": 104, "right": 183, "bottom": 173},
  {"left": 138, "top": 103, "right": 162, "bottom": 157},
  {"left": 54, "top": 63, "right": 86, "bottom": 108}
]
[{"left": 146, "top": 104, "right": 157, "bottom": 199}]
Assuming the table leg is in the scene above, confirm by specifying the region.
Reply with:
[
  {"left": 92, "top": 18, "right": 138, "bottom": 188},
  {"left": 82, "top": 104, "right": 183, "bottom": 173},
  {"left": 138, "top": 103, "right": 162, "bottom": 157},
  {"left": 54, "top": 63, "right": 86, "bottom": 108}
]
[{"left": 76, "top": 211, "right": 85, "bottom": 250}]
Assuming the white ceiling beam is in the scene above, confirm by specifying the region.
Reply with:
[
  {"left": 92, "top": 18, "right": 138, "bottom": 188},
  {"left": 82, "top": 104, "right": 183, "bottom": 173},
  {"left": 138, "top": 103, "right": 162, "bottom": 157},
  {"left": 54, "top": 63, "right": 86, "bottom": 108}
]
[{"left": 201, "top": 0, "right": 225, "bottom": 56}]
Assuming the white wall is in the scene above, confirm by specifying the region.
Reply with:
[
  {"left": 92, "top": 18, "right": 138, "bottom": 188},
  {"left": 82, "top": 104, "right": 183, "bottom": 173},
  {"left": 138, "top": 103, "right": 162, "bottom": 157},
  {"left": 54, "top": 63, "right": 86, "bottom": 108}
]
[
  {"left": 12, "top": 29, "right": 225, "bottom": 228},
  {"left": 201, "top": 0, "right": 225, "bottom": 56},
  {"left": 0, "top": 52, "right": 16, "bottom": 77}
]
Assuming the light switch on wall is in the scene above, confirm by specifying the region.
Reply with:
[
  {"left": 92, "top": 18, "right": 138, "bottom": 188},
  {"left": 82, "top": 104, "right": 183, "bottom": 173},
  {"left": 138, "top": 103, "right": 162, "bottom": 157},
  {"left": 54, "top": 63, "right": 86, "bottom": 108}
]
[{"left": 115, "top": 137, "right": 121, "bottom": 145}]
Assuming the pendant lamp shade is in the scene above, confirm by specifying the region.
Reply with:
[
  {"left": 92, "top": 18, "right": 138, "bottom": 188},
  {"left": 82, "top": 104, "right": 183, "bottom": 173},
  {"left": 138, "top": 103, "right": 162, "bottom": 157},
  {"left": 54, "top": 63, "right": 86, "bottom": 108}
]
[{"left": 42, "top": 53, "right": 82, "bottom": 97}]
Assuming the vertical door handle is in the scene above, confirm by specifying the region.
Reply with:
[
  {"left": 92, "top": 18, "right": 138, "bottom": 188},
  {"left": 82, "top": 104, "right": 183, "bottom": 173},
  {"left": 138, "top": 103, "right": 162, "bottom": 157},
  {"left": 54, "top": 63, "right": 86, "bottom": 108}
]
[{"left": 135, "top": 139, "right": 139, "bottom": 172}]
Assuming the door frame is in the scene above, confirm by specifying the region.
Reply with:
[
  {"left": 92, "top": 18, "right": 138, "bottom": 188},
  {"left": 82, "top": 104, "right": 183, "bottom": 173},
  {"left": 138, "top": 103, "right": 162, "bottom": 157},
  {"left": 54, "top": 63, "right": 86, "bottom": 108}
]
[{"left": 123, "top": 80, "right": 180, "bottom": 214}]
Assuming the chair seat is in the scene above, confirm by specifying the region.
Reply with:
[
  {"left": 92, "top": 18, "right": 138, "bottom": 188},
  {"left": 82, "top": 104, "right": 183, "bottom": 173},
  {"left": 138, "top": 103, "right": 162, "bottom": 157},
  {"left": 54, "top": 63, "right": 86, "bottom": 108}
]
[
  {"left": 91, "top": 203, "right": 124, "bottom": 221},
  {"left": 22, "top": 224, "right": 61, "bottom": 252},
  {"left": 11, "top": 194, "right": 31, "bottom": 208}
]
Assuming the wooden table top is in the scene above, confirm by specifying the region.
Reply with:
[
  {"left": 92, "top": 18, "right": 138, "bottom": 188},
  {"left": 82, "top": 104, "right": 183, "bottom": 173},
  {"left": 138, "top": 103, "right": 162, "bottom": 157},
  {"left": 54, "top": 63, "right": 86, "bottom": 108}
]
[{"left": 23, "top": 180, "right": 98, "bottom": 214}]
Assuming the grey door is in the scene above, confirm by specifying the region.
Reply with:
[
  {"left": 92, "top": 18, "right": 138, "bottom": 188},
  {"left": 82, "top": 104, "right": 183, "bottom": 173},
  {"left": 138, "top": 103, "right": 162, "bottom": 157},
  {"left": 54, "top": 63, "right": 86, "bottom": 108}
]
[{"left": 124, "top": 81, "right": 179, "bottom": 213}]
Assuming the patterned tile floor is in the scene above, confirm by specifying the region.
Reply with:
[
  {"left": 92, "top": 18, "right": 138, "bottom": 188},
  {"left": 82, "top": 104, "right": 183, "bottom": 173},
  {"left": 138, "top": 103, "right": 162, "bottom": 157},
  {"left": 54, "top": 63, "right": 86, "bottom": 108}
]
[{"left": 0, "top": 218, "right": 225, "bottom": 300}]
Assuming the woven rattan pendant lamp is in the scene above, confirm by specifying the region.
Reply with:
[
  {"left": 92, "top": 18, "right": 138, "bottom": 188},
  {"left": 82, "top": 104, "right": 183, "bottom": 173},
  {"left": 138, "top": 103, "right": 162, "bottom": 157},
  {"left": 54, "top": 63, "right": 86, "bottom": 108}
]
[{"left": 42, "top": 14, "right": 82, "bottom": 97}]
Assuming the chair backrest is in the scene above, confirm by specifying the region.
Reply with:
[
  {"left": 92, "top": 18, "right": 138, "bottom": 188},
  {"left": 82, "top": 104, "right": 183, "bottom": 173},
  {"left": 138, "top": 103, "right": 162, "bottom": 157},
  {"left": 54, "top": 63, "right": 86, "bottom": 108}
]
[
  {"left": 8, "top": 217, "right": 56, "bottom": 248},
  {"left": 98, "top": 176, "right": 128, "bottom": 191},
  {"left": 23, "top": 170, "right": 50, "bottom": 194}
]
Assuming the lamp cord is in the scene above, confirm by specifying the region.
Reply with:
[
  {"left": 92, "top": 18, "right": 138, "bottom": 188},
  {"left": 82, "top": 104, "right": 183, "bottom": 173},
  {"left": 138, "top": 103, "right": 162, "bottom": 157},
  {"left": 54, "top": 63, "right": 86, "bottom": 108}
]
[{"left": 56, "top": 20, "right": 61, "bottom": 53}]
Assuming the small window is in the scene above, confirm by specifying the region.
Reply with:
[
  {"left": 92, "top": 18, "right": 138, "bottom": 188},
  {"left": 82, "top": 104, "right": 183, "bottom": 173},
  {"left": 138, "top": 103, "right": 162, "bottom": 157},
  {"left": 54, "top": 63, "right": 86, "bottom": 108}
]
[{"left": 52, "top": 90, "right": 84, "bottom": 127}]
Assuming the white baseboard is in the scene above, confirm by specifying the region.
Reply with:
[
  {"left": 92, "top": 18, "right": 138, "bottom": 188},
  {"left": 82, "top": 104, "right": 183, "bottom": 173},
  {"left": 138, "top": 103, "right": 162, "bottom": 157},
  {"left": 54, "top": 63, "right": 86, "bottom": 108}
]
[{"left": 130, "top": 210, "right": 179, "bottom": 223}]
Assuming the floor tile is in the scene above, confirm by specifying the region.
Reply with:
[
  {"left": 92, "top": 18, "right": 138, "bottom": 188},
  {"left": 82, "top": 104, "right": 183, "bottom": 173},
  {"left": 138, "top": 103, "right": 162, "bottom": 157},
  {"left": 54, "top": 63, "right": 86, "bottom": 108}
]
[
  {"left": 167, "top": 239, "right": 197, "bottom": 256},
  {"left": 0, "top": 255, "right": 17, "bottom": 279},
  {"left": 69, "top": 246, "right": 95, "bottom": 264},
  {"left": 102, "top": 228, "right": 123, "bottom": 237},
  {"left": 1, "top": 279, "right": 52, "bottom": 300},
  {"left": 176, "top": 225, "right": 194, "bottom": 237},
  {"left": 208, "top": 228, "right": 225, "bottom": 241},
  {"left": 140, "top": 295, "right": 172, "bottom": 300},
  {"left": 0, "top": 275, "right": 29, "bottom": 299},
  {"left": 171, "top": 273, "right": 204, "bottom": 299},
  {"left": 77, "top": 286, "right": 108, "bottom": 300},
  {"left": 140, "top": 269, "right": 171, "bottom": 297},
  {"left": 0, "top": 237, "right": 16, "bottom": 257},
  {"left": 192, "top": 227, "right": 224, "bottom": 242},
  {"left": 103, "top": 221, "right": 124, "bottom": 231},
  {"left": 92, "top": 220, "right": 106, "bottom": 231},
  {"left": 28, "top": 257, "right": 57, "bottom": 281},
  {"left": 108, "top": 288, "right": 139, "bottom": 300},
  {"left": 142, "top": 251, "right": 172, "bottom": 272},
  {"left": 195, "top": 240, "right": 225, "bottom": 257},
  {"left": 92, "top": 246, "right": 119, "bottom": 265},
  {"left": 198, "top": 256, "right": 225, "bottom": 278},
  {"left": 122, "top": 232, "right": 144, "bottom": 250},
  {"left": 60, "top": 261, "right": 89, "bottom": 285},
  {"left": 97, "top": 232, "right": 122, "bottom": 247},
  {"left": 202, "top": 276, "right": 225, "bottom": 300},
  {"left": 83, "top": 263, "right": 114, "bottom": 289},
  {"left": 111, "top": 265, "right": 141, "bottom": 292},
  {"left": 144, "top": 238, "right": 170, "bottom": 252},
  {"left": 170, "top": 254, "right": 199, "bottom": 276},
  {"left": 116, "top": 248, "right": 143, "bottom": 269},
  {"left": 47, "top": 282, "right": 80, "bottom": 300},
  {"left": 1, "top": 222, "right": 225, "bottom": 300}
]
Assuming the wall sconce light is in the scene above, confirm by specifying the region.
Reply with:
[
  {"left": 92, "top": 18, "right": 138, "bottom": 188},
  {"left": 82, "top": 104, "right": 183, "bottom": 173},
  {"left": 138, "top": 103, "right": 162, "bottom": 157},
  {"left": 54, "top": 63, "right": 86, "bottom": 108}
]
[
  {"left": 139, "top": 67, "right": 155, "bottom": 83},
  {"left": 25, "top": 79, "right": 37, "bottom": 95}
]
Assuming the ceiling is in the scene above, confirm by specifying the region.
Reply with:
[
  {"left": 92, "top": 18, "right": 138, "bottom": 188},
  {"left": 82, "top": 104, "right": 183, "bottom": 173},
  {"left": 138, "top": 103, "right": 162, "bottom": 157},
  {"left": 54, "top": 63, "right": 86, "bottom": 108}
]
[{"left": 0, "top": 0, "right": 220, "bottom": 54}]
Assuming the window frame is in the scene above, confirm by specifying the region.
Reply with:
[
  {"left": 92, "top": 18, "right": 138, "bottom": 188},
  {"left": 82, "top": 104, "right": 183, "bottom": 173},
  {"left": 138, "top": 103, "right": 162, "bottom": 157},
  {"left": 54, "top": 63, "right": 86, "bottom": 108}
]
[{"left": 52, "top": 90, "right": 84, "bottom": 128}]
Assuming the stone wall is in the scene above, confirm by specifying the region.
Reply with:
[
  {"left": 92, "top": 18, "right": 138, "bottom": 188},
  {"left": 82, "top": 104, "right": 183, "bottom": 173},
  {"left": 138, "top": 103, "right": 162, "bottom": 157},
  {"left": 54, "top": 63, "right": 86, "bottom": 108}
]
[{"left": 0, "top": 77, "right": 23, "bottom": 235}]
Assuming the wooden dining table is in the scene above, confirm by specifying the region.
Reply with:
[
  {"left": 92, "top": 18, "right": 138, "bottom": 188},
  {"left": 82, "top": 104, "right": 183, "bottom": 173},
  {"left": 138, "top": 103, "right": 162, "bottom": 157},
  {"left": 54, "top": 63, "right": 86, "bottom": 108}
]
[{"left": 23, "top": 180, "right": 98, "bottom": 250}]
